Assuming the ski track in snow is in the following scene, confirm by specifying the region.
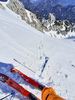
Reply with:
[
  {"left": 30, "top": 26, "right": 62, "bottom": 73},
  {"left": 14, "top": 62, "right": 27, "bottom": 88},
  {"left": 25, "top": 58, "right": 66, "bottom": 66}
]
[{"left": 0, "top": 1, "right": 75, "bottom": 100}]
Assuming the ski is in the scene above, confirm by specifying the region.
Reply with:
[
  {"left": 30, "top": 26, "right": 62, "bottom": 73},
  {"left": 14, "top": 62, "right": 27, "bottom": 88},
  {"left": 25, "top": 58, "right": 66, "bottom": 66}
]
[
  {"left": 0, "top": 73, "right": 40, "bottom": 100},
  {"left": 11, "top": 68, "right": 45, "bottom": 91}
]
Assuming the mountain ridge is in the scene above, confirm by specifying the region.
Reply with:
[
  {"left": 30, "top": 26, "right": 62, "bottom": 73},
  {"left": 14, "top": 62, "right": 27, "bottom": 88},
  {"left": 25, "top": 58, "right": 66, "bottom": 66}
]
[{"left": 19, "top": 0, "right": 75, "bottom": 23}]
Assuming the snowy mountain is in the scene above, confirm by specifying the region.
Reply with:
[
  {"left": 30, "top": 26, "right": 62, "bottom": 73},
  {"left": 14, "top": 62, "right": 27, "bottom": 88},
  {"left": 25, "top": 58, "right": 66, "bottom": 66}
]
[
  {"left": 61, "top": 0, "right": 75, "bottom": 6},
  {"left": 19, "top": 0, "right": 35, "bottom": 10},
  {"left": 19, "top": 0, "right": 75, "bottom": 23},
  {"left": 19, "top": 0, "right": 75, "bottom": 7},
  {"left": 30, "top": 0, "right": 43, "bottom": 6},
  {"left": 32, "top": 0, "right": 75, "bottom": 6},
  {"left": 50, "top": 5, "right": 75, "bottom": 23},
  {"left": 0, "top": 1, "right": 75, "bottom": 100},
  {"left": 34, "top": 1, "right": 75, "bottom": 23}
]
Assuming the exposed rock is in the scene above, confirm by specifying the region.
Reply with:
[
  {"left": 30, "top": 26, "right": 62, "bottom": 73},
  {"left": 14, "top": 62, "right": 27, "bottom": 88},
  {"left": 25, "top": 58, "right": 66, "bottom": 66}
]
[
  {"left": 43, "top": 18, "right": 75, "bottom": 37},
  {"left": 42, "top": 13, "right": 55, "bottom": 32},
  {"left": 0, "top": 3, "right": 5, "bottom": 10},
  {"left": 6, "top": 0, "right": 43, "bottom": 32},
  {"left": 6, "top": 0, "right": 29, "bottom": 21},
  {"left": 48, "top": 13, "right": 56, "bottom": 23},
  {"left": 30, "top": 13, "right": 43, "bottom": 32}
]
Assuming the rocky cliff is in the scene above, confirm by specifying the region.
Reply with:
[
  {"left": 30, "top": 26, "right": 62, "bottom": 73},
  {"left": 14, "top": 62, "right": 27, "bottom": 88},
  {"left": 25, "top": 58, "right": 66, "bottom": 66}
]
[{"left": 6, "top": 0, "right": 43, "bottom": 32}]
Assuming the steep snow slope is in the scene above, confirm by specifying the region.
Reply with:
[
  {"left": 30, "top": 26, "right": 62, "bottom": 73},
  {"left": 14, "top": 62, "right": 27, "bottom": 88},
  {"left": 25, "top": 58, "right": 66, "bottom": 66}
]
[{"left": 0, "top": 2, "right": 75, "bottom": 100}]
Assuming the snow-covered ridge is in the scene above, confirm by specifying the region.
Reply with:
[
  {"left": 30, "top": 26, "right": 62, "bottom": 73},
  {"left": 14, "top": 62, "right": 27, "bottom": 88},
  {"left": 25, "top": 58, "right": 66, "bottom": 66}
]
[
  {"left": 1, "top": 0, "right": 75, "bottom": 38},
  {"left": 0, "top": 1, "right": 75, "bottom": 100}
]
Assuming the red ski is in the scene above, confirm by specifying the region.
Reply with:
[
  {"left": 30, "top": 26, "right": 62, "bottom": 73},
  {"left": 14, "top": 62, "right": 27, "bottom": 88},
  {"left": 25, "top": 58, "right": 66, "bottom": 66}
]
[
  {"left": 0, "top": 73, "right": 40, "bottom": 100},
  {"left": 11, "top": 68, "right": 45, "bottom": 91}
]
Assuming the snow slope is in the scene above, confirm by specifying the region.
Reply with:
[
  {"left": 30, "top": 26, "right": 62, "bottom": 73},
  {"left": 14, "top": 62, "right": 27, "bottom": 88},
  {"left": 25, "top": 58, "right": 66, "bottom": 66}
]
[{"left": 0, "top": 1, "right": 75, "bottom": 100}]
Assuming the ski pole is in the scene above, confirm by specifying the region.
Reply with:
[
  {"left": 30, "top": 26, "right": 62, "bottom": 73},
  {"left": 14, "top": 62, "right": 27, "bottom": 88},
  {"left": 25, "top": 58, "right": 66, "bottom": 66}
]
[
  {"left": 0, "top": 94, "right": 11, "bottom": 100},
  {"left": 41, "top": 57, "right": 49, "bottom": 75},
  {"left": 0, "top": 91, "right": 15, "bottom": 100},
  {"left": 13, "top": 59, "right": 39, "bottom": 75}
]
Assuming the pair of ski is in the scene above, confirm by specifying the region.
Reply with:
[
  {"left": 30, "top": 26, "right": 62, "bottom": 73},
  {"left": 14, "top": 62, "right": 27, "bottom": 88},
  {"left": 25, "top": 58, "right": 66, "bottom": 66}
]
[{"left": 0, "top": 68, "right": 45, "bottom": 100}]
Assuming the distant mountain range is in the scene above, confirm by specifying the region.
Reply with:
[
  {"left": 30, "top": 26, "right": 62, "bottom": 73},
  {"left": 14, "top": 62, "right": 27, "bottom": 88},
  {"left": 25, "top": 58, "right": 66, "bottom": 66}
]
[
  {"left": 50, "top": 5, "right": 75, "bottom": 23},
  {"left": 32, "top": 0, "right": 75, "bottom": 6},
  {"left": 60, "top": 0, "right": 75, "bottom": 6},
  {"left": 19, "top": 0, "right": 34, "bottom": 10},
  {"left": 30, "top": 0, "right": 43, "bottom": 6},
  {"left": 19, "top": 0, "right": 75, "bottom": 23}
]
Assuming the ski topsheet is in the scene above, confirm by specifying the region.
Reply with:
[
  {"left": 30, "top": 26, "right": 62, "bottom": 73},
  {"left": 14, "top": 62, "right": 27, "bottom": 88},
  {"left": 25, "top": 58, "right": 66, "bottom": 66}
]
[
  {"left": 11, "top": 68, "right": 45, "bottom": 91},
  {"left": 0, "top": 73, "right": 40, "bottom": 100}
]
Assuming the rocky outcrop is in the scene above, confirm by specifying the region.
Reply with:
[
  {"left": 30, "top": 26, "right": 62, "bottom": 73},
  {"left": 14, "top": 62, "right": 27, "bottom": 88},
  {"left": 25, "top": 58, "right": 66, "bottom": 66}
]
[
  {"left": 29, "top": 13, "right": 43, "bottom": 32},
  {"left": 6, "top": 0, "right": 43, "bottom": 32},
  {"left": 0, "top": 3, "right": 5, "bottom": 10},
  {"left": 43, "top": 19, "right": 75, "bottom": 37},
  {"left": 42, "top": 13, "right": 56, "bottom": 32},
  {"left": 6, "top": 0, "right": 29, "bottom": 21}
]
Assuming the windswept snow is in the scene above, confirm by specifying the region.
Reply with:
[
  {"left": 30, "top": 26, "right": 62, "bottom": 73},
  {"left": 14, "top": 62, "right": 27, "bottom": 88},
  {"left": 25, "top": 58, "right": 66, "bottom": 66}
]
[{"left": 0, "top": 1, "right": 75, "bottom": 100}]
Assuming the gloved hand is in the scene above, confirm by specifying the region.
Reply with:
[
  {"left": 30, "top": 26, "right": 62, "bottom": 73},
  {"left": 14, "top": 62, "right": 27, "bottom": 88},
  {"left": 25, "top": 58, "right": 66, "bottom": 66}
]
[{"left": 41, "top": 87, "right": 65, "bottom": 100}]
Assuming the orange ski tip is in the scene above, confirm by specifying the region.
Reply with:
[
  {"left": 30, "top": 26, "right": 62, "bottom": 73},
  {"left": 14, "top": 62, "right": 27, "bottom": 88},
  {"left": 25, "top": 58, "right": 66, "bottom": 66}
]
[
  {"left": 10, "top": 68, "right": 14, "bottom": 72},
  {"left": 11, "top": 68, "right": 25, "bottom": 76},
  {"left": 11, "top": 68, "right": 17, "bottom": 72},
  {"left": 11, "top": 68, "right": 20, "bottom": 73}
]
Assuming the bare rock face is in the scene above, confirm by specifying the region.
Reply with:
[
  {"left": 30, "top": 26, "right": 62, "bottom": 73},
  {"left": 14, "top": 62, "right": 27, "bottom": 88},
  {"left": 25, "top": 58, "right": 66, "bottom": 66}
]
[
  {"left": 0, "top": 3, "right": 5, "bottom": 10},
  {"left": 6, "top": 0, "right": 29, "bottom": 21},
  {"left": 29, "top": 13, "right": 43, "bottom": 32},
  {"left": 42, "top": 13, "right": 56, "bottom": 32},
  {"left": 48, "top": 13, "right": 56, "bottom": 23},
  {"left": 6, "top": 0, "right": 43, "bottom": 32}
]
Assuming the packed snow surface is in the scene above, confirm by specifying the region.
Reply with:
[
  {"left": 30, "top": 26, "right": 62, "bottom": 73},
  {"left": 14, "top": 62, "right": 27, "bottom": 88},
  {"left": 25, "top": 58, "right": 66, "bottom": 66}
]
[{"left": 0, "top": 1, "right": 75, "bottom": 100}]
